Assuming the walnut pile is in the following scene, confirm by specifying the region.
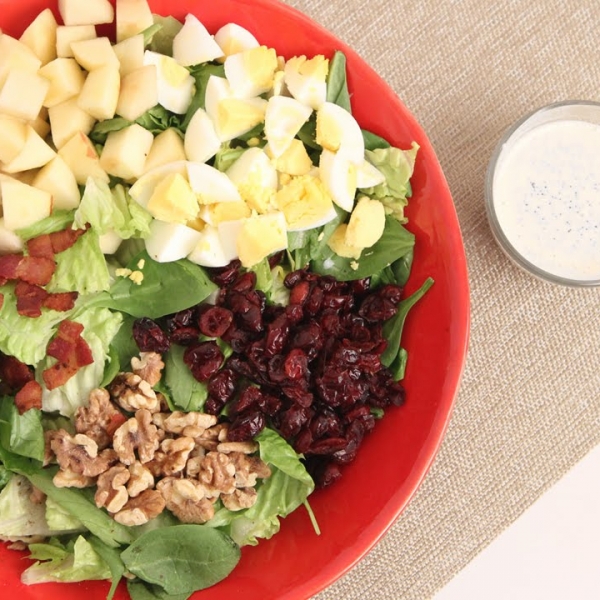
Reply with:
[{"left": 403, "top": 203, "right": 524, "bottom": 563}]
[{"left": 46, "top": 352, "right": 271, "bottom": 527}]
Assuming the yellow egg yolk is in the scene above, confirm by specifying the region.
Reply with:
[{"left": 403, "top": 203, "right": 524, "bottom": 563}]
[
  {"left": 242, "top": 46, "right": 278, "bottom": 88},
  {"left": 273, "top": 139, "right": 313, "bottom": 175},
  {"left": 327, "top": 223, "right": 362, "bottom": 259},
  {"left": 217, "top": 98, "right": 266, "bottom": 139},
  {"left": 237, "top": 213, "right": 287, "bottom": 267},
  {"left": 276, "top": 175, "right": 334, "bottom": 230},
  {"left": 345, "top": 196, "right": 386, "bottom": 248},
  {"left": 146, "top": 172, "right": 199, "bottom": 223},
  {"left": 158, "top": 55, "right": 191, "bottom": 87}
]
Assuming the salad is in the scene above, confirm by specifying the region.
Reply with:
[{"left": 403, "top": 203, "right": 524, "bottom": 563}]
[{"left": 0, "top": 0, "right": 433, "bottom": 598}]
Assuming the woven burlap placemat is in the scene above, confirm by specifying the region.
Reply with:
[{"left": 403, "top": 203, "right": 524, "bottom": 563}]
[{"left": 278, "top": 1, "right": 600, "bottom": 598}]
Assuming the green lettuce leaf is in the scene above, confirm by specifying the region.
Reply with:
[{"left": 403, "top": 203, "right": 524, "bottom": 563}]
[
  {"left": 0, "top": 284, "right": 73, "bottom": 365},
  {"left": 21, "top": 536, "right": 112, "bottom": 584},
  {"left": 0, "top": 397, "right": 44, "bottom": 461},
  {"left": 15, "top": 210, "right": 76, "bottom": 240},
  {"left": 45, "top": 496, "right": 84, "bottom": 532},
  {"left": 148, "top": 15, "right": 183, "bottom": 55},
  {"left": 362, "top": 143, "right": 419, "bottom": 223},
  {"left": 40, "top": 307, "right": 123, "bottom": 416},
  {"left": 47, "top": 229, "right": 111, "bottom": 294}
]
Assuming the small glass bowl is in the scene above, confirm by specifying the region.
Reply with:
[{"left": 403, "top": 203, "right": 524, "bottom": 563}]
[{"left": 485, "top": 100, "right": 600, "bottom": 287}]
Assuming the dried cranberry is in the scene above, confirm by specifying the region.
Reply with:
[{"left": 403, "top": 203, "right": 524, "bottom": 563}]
[
  {"left": 208, "top": 260, "right": 241, "bottom": 286},
  {"left": 308, "top": 437, "right": 348, "bottom": 455},
  {"left": 165, "top": 308, "right": 196, "bottom": 332},
  {"left": 169, "top": 326, "right": 200, "bottom": 346},
  {"left": 378, "top": 284, "right": 404, "bottom": 304},
  {"left": 310, "top": 459, "right": 342, "bottom": 488},
  {"left": 294, "top": 426, "right": 314, "bottom": 454},
  {"left": 359, "top": 295, "right": 397, "bottom": 322},
  {"left": 265, "top": 313, "right": 290, "bottom": 356},
  {"left": 278, "top": 405, "right": 312, "bottom": 438},
  {"left": 304, "top": 285, "right": 324, "bottom": 315},
  {"left": 183, "top": 341, "right": 223, "bottom": 382},
  {"left": 230, "top": 271, "right": 256, "bottom": 293},
  {"left": 205, "top": 395, "right": 226, "bottom": 415},
  {"left": 198, "top": 306, "right": 234, "bottom": 337},
  {"left": 207, "top": 368, "right": 237, "bottom": 405},
  {"left": 133, "top": 317, "right": 170, "bottom": 353},
  {"left": 229, "top": 385, "right": 262, "bottom": 416},
  {"left": 284, "top": 269, "right": 305, "bottom": 288},
  {"left": 281, "top": 386, "right": 313, "bottom": 407},
  {"left": 284, "top": 348, "right": 308, "bottom": 380},
  {"left": 310, "top": 409, "right": 342, "bottom": 439},
  {"left": 268, "top": 251, "right": 285, "bottom": 268},
  {"left": 228, "top": 410, "right": 266, "bottom": 441}
]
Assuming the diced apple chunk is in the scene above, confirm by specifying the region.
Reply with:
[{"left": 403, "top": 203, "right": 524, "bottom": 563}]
[
  {"left": 29, "top": 110, "right": 51, "bottom": 139},
  {"left": 71, "top": 37, "right": 119, "bottom": 71},
  {"left": 0, "top": 69, "right": 49, "bottom": 121},
  {"left": 58, "top": 0, "right": 114, "bottom": 26},
  {"left": 100, "top": 124, "right": 154, "bottom": 181},
  {"left": 0, "top": 35, "right": 41, "bottom": 86},
  {"left": 39, "top": 58, "right": 86, "bottom": 108},
  {"left": 58, "top": 132, "right": 109, "bottom": 185},
  {"left": 1, "top": 126, "right": 56, "bottom": 173},
  {"left": 33, "top": 156, "right": 81, "bottom": 210},
  {"left": 116, "top": 0, "right": 154, "bottom": 42},
  {"left": 0, "top": 218, "right": 24, "bottom": 254},
  {"left": 19, "top": 9, "right": 58, "bottom": 66},
  {"left": 77, "top": 65, "right": 120, "bottom": 120},
  {"left": 116, "top": 65, "right": 157, "bottom": 121},
  {"left": 48, "top": 97, "right": 96, "bottom": 149},
  {"left": 144, "top": 128, "right": 186, "bottom": 173},
  {"left": 56, "top": 25, "right": 97, "bottom": 58},
  {"left": 0, "top": 115, "right": 28, "bottom": 164},
  {"left": 1, "top": 178, "right": 53, "bottom": 231},
  {"left": 113, "top": 34, "right": 144, "bottom": 76}
]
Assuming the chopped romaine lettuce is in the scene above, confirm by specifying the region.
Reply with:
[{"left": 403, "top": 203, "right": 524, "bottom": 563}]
[{"left": 45, "top": 497, "right": 84, "bottom": 532}]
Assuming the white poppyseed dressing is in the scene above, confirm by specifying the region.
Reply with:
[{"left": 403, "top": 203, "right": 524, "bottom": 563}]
[{"left": 493, "top": 119, "right": 600, "bottom": 281}]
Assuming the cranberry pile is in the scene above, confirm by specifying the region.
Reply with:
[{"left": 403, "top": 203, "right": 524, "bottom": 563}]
[{"left": 133, "top": 261, "right": 406, "bottom": 488}]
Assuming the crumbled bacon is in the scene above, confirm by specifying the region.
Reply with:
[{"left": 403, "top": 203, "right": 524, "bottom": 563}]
[
  {"left": 0, "top": 353, "right": 34, "bottom": 394},
  {"left": 0, "top": 255, "right": 56, "bottom": 286},
  {"left": 15, "top": 281, "right": 48, "bottom": 318},
  {"left": 42, "top": 320, "right": 94, "bottom": 390},
  {"left": 43, "top": 291, "right": 78, "bottom": 312},
  {"left": 26, "top": 234, "right": 55, "bottom": 259},
  {"left": 15, "top": 380, "right": 43, "bottom": 414},
  {"left": 0, "top": 293, "right": 3, "bottom": 309},
  {"left": 0, "top": 255, "right": 22, "bottom": 280},
  {"left": 49, "top": 227, "right": 87, "bottom": 254}
]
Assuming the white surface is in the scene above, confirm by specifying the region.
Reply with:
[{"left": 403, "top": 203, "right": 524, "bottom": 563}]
[{"left": 433, "top": 443, "right": 600, "bottom": 600}]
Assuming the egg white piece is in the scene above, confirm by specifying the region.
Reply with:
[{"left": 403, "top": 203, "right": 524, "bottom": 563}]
[
  {"left": 319, "top": 149, "right": 357, "bottom": 212},
  {"left": 184, "top": 108, "right": 221, "bottom": 164},
  {"left": 187, "top": 224, "right": 234, "bottom": 267},
  {"left": 264, "top": 96, "right": 312, "bottom": 158},
  {"left": 129, "top": 161, "right": 188, "bottom": 208},
  {"left": 356, "top": 159, "right": 386, "bottom": 188},
  {"left": 98, "top": 230, "right": 123, "bottom": 255},
  {"left": 204, "top": 75, "right": 233, "bottom": 123},
  {"left": 317, "top": 101, "right": 365, "bottom": 165},
  {"left": 145, "top": 219, "right": 203, "bottom": 263},
  {"left": 214, "top": 23, "right": 259, "bottom": 57},
  {"left": 186, "top": 162, "right": 242, "bottom": 204},
  {"left": 286, "top": 203, "right": 338, "bottom": 232},
  {"left": 224, "top": 46, "right": 277, "bottom": 98},
  {"left": 143, "top": 51, "right": 195, "bottom": 114},
  {"left": 226, "top": 147, "right": 278, "bottom": 190},
  {"left": 217, "top": 218, "right": 245, "bottom": 261},
  {"left": 284, "top": 58, "right": 327, "bottom": 109},
  {"left": 172, "top": 14, "right": 224, "bottom": 66}
]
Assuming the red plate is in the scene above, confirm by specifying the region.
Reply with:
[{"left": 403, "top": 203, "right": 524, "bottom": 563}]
[{"left": 0, "top": 1, "right": 470, "bottom": 598}]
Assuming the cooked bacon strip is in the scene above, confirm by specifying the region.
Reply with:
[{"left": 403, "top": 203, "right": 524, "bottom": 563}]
[
  {"left": 15, "top": 256, "right": 56, "bottom": 285},
  {"left": 15, "top": 281, "right": 48, "bottom": 318},
  {"left": 0, "top": 255, "right": 21, "bottom": 280},
  {"left": 0, "top": 353, "right": 34, "bottom": 393},
  {"left": 26, "top": 234, "right": 55, "bottom": 259},
  {"left": 43, "top": 320, "right": 94, "bottom": 390},
  {"left": 0, "top": 277, "right": 7, "bottom": 287},
  {"left": 49, "top": 227, "right": 87, "bottom": 254},
  {"left": 0, "top": 292, "right": 3, "bottom": 309},
  {"left": 43, "top": 291, "right": 78, "bottom": 312},
  {"left": 14, "top": 380, "right": 43, "bottom": 414}
]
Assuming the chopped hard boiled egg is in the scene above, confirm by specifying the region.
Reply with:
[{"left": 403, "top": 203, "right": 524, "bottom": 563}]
[
  {"left": 204, "top": 75, "right": 267, "bottom": 141},
  {"left": 316, "top": 101, "right": 365, "bottom": 165},
  {"left": 224, "top": 45, "right": 278, "bottom": 98},
  {"left": 319, "top": 149, "right": 357, "bottom": 212},
  {"left": 345, "top": 196, "right": 386, "bottom": 248},
  {"left": 172, "top": 13, "right": 224, "bottom": 66},
  {"left": 356, "top": 158, "right": 386, "bottom": 188},
  {"left": 199, "top": 200, "right": 251, "bottom": 226},
  {"left": 145, "top": 219, "right": 203, "bottom": 262},
  {"left": 284, "top": 55, "right": 329, "bottom": 109},
  {"left": 129, "top": 161, "right": 188, "bottom": 208},
  {"left": 186, "top": 162, "right": 242, "bottom": 204},
  {"left": 214, "top": 23, "right": 260, "bottom": 59},
  {"left": 226, "top": 147, "right": 278, "bottom": 213},
  {"left": 187, "top": 224, "right": 236, "bottom": 267},
  {"left": 236, "top": 211, "right": 288, "bottom": 267},
  {"left": 264, "top": 95, "right": 312, "bottom": 158},
  {"left": 276, "top": 175, "right": 337, "bottom": 231},
  {"left": 143, "top": 50, "right": 194, "bottom": 114},
  {"left": 184, "top": 107, "right": 221, "bottom": 164},
  {"left": 146, "top": 172, "right": 199, "bottom": 223},
  {"left": 269, "top": 139, "right": 313, "bottom": 175},
  {"left": 327, "top": 223, "right": 362, "bottom": 259}
]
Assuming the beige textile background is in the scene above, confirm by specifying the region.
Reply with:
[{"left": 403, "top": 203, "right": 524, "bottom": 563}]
[{"left": 277, "top": 1, "right": 600, "bottom": 599}]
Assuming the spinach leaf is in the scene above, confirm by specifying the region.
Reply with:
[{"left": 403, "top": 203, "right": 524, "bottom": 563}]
[
  {"left": 326, "top": 51, "right": 351, "bottom": 112},
  {"left": 0, "top": 398, "right": 45, "bottom": 462},
  {"left": 88, "top": 537, "right": 126, "bottom": 600},
  {"left": 98, "top": 251, "right": 217, "bottom": 318},
  {"left": 128, "top": 579, "right": 191, "bottom": 600},
  {"left": 362, "top": 129, "right": 391, "bottom": 151},
  {"left": 164, "top": 345, "right": 208, "bottom": 412},
  {"left": 311, "top": 216, "right": 415, "bottom": 281},
  {"left": 24, "top": 467, "right": 135, "bottom": 548},
  {"left": 101, "top": 314, "right": 139, "bottom": 387},
  {"left": 389, "top": 347, "right": 409, "bottom": 381},
  {"left": 380, "top": 277, "right": 434, "bottom": 369},
  {"left": 121, "top": 525, "right": 240, "bottom": 595}
]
